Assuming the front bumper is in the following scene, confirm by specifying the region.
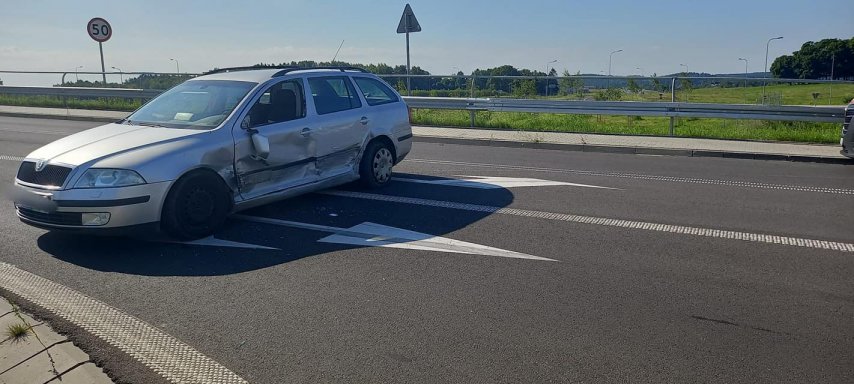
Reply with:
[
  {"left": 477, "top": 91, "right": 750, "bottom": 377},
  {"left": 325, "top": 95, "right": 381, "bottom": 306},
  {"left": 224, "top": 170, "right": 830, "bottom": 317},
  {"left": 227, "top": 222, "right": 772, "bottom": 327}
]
[{"left": 12, "top": 181, "right": 172, "bottom": 230}]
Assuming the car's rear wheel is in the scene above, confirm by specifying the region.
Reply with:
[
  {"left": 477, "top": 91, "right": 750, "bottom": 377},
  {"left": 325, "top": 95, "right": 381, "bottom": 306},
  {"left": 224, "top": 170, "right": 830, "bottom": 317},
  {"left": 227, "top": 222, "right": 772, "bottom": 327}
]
[
  {"left": 359, "top": 140, "right": 394, "bottom": 188},
  {"left": 161, "top": 171, "right": 231, "bottom": 240}
]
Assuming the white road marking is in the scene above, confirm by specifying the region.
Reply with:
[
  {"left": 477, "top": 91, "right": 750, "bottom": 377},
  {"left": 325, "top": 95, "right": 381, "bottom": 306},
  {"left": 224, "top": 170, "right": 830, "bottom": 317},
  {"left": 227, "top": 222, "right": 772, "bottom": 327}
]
[
  {"left": 405, "top": 159, "right": 854, "bottom": 195},
  {"left": 0, "top": 155, "right": 24, "bottom": 162},
  {"left": 0, "top": 262, "right": 248, "bottom": 384},
  {"left": 320, "top": 190, "right": 854, "bottom": 253},
  {"left": 167, "top": 236, "right": 279, "bottom": 250},
  {"left": 233, "top": 215, "right": 554, "bottom": 261},
  {"left": 397, "top": 175, "right": 617, "bottom": 190}
]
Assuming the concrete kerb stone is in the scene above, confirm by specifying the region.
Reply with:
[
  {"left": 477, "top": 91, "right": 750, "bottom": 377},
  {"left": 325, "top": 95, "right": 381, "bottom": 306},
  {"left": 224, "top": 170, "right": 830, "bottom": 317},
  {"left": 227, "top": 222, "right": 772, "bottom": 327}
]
[{"left": 414, "top": 135, "right": 851, "bottom": 164}]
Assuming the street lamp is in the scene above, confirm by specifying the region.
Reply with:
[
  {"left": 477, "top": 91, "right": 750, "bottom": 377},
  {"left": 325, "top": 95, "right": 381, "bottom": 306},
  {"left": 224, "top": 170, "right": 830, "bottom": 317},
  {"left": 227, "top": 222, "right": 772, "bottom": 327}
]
[
  {"left": 608, "top": 49, "right": 622, "bottom": 88},
  {"left": 635, "top": 67, "right": 644, "bottom": 77},
  {"left": 170, "top": 58, "right": 180, "bottom": 74},
  {"left": 545, "top": 59, "right": 557, "bottom": 96},
  {"left": 111, "top": 66, "right": 123, "bottom": 83},
  {"left": 738, "top": 58, "right": 748, "bottom": 88},
  {"left": 73, "top": 66, "right": 83, "bottom": 82},
  {"left": 762, "top": 36, "right": 783, "bottom": 102},
  {"left": 680, "top": 63, "right": 688, "bottom": 75}
]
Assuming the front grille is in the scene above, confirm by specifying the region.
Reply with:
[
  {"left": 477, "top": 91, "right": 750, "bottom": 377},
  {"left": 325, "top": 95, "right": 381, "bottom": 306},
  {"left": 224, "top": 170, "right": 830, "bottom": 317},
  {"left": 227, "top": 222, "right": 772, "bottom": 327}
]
[
  {"left": 843, "top": 107, "right": 853, "bottom": 133},
  {"left": 16, "top": 161, "right": 72, "bottom": 188},
  {"left": 17, "top": 207, "right": 82, "bottom": 226}
]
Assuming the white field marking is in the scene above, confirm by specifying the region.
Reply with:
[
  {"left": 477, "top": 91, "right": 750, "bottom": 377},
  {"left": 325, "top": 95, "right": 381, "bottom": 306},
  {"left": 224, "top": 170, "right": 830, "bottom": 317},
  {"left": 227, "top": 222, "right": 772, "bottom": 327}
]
[
  {"left": 396, "top": 175, "right": 618, "bottom": 190},
  {"left": 0, "top": 262, "right": 249, "bottom": 384},
  {"left": 233, "top": 214, "right": 554, "bottom": 261},
  {"left": 0, "top": 155, "right": 24, "bottom": 162},
  {"left": 163, "top": 236, "right": 279, "bottom": 250},
  {"left": 320, "top": 190, "right": 854, "bottom": 253},
  {"left": 404, "top": 158, "right": 854, "bottom": 195}
]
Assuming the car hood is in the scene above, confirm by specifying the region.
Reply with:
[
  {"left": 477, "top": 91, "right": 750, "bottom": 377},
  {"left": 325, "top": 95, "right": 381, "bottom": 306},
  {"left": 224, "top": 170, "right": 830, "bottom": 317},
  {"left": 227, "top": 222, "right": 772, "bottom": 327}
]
[{"left": 27, "top": 123, "right": 206, "bottom": 167}]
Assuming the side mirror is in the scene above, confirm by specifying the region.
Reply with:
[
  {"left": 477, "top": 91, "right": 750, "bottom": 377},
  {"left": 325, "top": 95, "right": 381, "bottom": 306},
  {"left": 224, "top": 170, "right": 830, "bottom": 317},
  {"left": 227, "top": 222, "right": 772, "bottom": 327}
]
[
  {"left": 250, "top": 132, "right": 270, "bottom": 159},
  {"left": 241, "top": 115, "right": 251, "bottom": 130}
]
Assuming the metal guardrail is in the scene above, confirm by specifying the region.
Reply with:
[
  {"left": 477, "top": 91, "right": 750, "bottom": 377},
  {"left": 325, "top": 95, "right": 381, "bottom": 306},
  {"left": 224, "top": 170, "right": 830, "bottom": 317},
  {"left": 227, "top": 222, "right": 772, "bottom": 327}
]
[
  {"left": 0, "top": 86, "right": 846, "bottom": 132},
  {"left": 0, "top": 85, "right": 162, "bottom": 99}
]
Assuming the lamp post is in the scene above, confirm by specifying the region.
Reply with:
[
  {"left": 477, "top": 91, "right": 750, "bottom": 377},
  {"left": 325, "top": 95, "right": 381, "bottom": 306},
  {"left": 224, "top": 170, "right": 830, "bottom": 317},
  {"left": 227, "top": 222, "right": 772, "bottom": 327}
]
[
  {"left": 111, "top": 66, "right": 123, "bottom": 83},
  {"left": 762, "top": 36, "right": 783, "bottom": 103},
  {"left": 680, "top": 63, "right": 688, "bottom": 75},
  {"left": 545, "top": 59, "right": 557, "bottom": 96},
  {"left": 73, "top": 66, "right": 83, "bottom": 82},
  {"left": 635, "top": 67, "right": 644, "bottom": 77},
  {"left": 170, "top": 58, "right": 180, "bottom": 74},
  {"left": 738, "top": 58, "right": 748, "bottom": 88},
  {"left": 608, "top": 49, "right": 622, "bottom": 88},
  {"left": 830, "top": 54, "right": 835, "bottom": 104}
]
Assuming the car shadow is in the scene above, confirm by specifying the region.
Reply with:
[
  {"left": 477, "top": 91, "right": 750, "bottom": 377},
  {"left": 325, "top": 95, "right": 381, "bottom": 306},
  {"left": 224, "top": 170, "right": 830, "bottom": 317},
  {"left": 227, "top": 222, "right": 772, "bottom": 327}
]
[{"left": 39, "top": 173, "right": 515, "bottom": 276}]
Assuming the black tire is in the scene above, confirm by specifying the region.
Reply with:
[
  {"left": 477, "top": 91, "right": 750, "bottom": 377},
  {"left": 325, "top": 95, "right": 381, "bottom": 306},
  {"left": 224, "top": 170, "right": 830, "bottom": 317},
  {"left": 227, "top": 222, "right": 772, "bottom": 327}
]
[
  {"left": 359, "top": 140, "right": 395, "bottom": 188},
  {"left": 161, "top": 171, "right": 231, "bottom": 240}
]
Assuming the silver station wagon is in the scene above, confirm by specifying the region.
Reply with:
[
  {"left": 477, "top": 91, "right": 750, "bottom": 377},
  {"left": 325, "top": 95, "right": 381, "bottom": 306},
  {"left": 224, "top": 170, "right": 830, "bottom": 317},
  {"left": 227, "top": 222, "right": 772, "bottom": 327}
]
[{"left": 12, "top": 67, "right": 413, "bottom": 239}]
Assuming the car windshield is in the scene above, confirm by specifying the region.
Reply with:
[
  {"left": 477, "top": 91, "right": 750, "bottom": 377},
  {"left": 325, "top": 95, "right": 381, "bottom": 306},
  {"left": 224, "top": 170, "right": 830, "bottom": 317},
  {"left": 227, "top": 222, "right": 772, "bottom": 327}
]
[{"left": 125, "top": 80, "right": 256, "bottom": 129}]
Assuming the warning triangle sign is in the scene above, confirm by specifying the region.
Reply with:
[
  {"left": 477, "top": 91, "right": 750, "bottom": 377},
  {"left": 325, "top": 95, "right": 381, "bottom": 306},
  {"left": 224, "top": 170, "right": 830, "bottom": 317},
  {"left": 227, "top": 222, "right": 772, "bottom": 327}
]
[{"left": 397, "top": 4, "right": 422, "bottom": 33}]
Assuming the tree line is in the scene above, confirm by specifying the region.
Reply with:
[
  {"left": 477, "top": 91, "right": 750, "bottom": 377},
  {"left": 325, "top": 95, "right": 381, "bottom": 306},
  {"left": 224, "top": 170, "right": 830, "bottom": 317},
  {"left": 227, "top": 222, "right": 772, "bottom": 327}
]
[{"left": 771, "top": 38, "right": 853, "bottom": 80}]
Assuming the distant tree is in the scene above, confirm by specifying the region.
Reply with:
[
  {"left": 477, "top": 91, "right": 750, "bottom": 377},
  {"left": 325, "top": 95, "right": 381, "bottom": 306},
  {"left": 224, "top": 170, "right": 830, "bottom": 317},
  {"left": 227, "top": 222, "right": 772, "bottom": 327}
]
[
  {"left": 594, "top": 88, "right": 623, "bottom": 101},
  {"left": 627, "top": 78, "right": 640, "bottom": 94},
  {"left": 770, "top": 37, "right": 854, "bottom": 79},
  {"left": 513, "top": 79, "right": 537, "bottom": 98}
]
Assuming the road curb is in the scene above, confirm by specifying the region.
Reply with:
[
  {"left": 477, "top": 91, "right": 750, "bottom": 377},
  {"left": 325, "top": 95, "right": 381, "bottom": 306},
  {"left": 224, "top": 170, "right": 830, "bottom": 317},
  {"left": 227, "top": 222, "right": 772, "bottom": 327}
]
[
  {"left": 413, "top": 136, "right": 853, "bottom": 165},
  {"left": 0, "top": 111, "right": 121, "bottom": 123}
]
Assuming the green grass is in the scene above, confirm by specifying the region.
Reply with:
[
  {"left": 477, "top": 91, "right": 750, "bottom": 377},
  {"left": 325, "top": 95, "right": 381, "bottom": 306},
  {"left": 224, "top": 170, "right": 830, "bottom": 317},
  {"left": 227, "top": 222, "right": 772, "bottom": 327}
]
[
  {"left": 3, "top": 323, "right": 31, "bottom": 344},
  {"left": 412, "top": 109, "right": 841, "bottom": 144},
  {"left": 612, "top": 83, "right": 854, "bottom": 106}
]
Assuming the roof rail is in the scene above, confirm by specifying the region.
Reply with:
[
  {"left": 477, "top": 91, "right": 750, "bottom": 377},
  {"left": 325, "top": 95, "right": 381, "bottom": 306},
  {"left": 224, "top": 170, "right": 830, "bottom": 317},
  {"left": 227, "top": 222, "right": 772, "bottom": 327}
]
[
  {"left": 204, "top": 66, "right": 297, "bottom": 75},
  {"left": 273, "top": 66, "right": 369, "bottom": 77}
]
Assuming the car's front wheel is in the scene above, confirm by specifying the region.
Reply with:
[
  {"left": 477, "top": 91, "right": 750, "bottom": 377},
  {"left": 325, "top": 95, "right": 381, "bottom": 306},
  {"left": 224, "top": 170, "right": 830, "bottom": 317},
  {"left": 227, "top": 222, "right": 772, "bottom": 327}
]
[
  {"left": 359, "top": 140, "right": 394, "bottom": 188},
  {"left": 161, "top": 171, "right": 231, "bottom": 240}
]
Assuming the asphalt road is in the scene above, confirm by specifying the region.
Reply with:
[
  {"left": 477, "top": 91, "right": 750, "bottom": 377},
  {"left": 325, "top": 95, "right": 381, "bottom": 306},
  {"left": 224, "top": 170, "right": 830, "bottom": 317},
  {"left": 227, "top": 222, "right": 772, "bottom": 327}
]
[{"left": 1, "top": 116, "right": 853, "bottom": 383}]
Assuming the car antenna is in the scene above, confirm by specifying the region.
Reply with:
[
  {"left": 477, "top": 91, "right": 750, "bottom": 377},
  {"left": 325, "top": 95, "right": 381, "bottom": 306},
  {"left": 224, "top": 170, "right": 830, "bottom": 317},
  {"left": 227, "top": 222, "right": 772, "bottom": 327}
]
[{"left": 330, "top": 39, "right": 344, "bottom": 63}]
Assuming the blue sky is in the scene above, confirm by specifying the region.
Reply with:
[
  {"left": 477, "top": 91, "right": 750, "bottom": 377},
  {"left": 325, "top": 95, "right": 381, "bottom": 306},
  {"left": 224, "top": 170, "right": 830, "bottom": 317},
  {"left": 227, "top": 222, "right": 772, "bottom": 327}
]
[{"left": 1, "top": 0, "right": 852, "bottom": 85}]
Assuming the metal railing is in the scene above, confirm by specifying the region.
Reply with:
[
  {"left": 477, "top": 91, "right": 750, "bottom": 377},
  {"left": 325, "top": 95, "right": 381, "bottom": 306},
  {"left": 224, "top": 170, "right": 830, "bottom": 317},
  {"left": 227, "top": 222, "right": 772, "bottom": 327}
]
[{"left": 0, "top": 85, "right": 845, "bottom": 135}]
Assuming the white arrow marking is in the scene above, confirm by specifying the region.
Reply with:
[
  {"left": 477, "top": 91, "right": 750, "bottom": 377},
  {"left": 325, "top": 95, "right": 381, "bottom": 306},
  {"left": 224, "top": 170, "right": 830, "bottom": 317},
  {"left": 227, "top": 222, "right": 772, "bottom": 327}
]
[
  {"left": 397, "top": 175, "right": 618, "bottom": 190},
  {"left": 166, "top": 236, "right": 279, "bottom": 250},
  {"left": 233, "top": 215, "right": 554, "bottom": 261}
]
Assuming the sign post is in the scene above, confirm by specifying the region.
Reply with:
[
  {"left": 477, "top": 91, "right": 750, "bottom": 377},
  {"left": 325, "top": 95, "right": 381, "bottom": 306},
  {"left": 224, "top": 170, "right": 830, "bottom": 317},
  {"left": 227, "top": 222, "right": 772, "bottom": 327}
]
[
  {"left": 87, "top": 17, "right": 112, "bottom": 85},
  {"left": 396, "top": 4, "right": 421, "bottom": 96}
]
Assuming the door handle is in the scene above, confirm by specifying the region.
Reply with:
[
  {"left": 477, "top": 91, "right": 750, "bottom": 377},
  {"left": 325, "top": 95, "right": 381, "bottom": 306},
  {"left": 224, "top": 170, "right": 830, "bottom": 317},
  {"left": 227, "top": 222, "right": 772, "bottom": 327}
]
[
  {"left": 300, "top": 128, "right": 312, "bottom": 136},
  {"left": 359, "top": 116, "right": 369, "bottom": 125}
]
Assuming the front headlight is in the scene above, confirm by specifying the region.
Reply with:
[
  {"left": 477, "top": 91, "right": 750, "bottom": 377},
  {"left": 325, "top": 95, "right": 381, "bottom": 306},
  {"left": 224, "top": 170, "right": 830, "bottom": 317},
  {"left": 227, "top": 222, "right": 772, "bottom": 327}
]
[{"left": 74, "top": 169, "right": 146, "bottom": 188}]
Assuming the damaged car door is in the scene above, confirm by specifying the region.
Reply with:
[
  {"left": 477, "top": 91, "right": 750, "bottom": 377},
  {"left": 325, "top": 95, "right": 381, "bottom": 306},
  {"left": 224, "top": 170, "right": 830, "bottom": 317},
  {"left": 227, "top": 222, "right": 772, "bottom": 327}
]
[{"left": 233, "top": 78, "right": 317, "bottom": 200}]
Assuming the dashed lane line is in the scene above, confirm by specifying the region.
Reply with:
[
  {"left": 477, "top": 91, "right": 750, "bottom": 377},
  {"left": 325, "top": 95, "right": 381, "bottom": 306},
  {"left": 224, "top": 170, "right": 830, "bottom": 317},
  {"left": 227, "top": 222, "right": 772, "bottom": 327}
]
[
  {"left": 0, "top": 155, "right": 24, "bottom": 162},
  {"left": 0, "top": 262, "right": 249, "bottom": 384},
  {"left": 321, "top": 190, "right": 854, "bottom": 253},
  {"left": 405, "top": 159, "right": 854, "bottom": 195}
]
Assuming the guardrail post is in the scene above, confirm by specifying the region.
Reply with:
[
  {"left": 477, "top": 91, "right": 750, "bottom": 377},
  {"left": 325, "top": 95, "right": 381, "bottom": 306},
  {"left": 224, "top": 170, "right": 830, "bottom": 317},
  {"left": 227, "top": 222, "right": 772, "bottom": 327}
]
[
  {"left": 669, "top": 116, "right": 675, "bottom": 136},
  {"left": 469, "top": 76, "right": 477, "bottom": 127}
]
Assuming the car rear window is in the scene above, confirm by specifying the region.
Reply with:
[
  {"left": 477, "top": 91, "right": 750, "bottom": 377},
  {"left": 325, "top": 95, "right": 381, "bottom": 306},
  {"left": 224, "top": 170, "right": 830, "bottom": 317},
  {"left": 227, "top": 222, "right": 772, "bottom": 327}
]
[{"left": 353, "top": 77, "right": 399, "bottom": 106}]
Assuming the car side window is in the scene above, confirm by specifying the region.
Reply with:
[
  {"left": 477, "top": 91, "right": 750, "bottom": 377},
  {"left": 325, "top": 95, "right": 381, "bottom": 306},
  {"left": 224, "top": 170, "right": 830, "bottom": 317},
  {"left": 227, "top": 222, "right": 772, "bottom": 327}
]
[
  {"left": 309, "top": 76, "right": 362, "bottom": 115},
  {"left": 353, "top": 77, "right": 399, "bottom": 106},
  {"left": 246, "top": 79, "right": 306, "bottom": 128}
]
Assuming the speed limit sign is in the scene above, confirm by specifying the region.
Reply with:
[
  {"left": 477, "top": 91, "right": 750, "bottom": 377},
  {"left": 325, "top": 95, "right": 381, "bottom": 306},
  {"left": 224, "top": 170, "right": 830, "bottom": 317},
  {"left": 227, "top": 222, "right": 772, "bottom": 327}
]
[{"left": 87, "top": 17, "right": 112, "bottom": 42}]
